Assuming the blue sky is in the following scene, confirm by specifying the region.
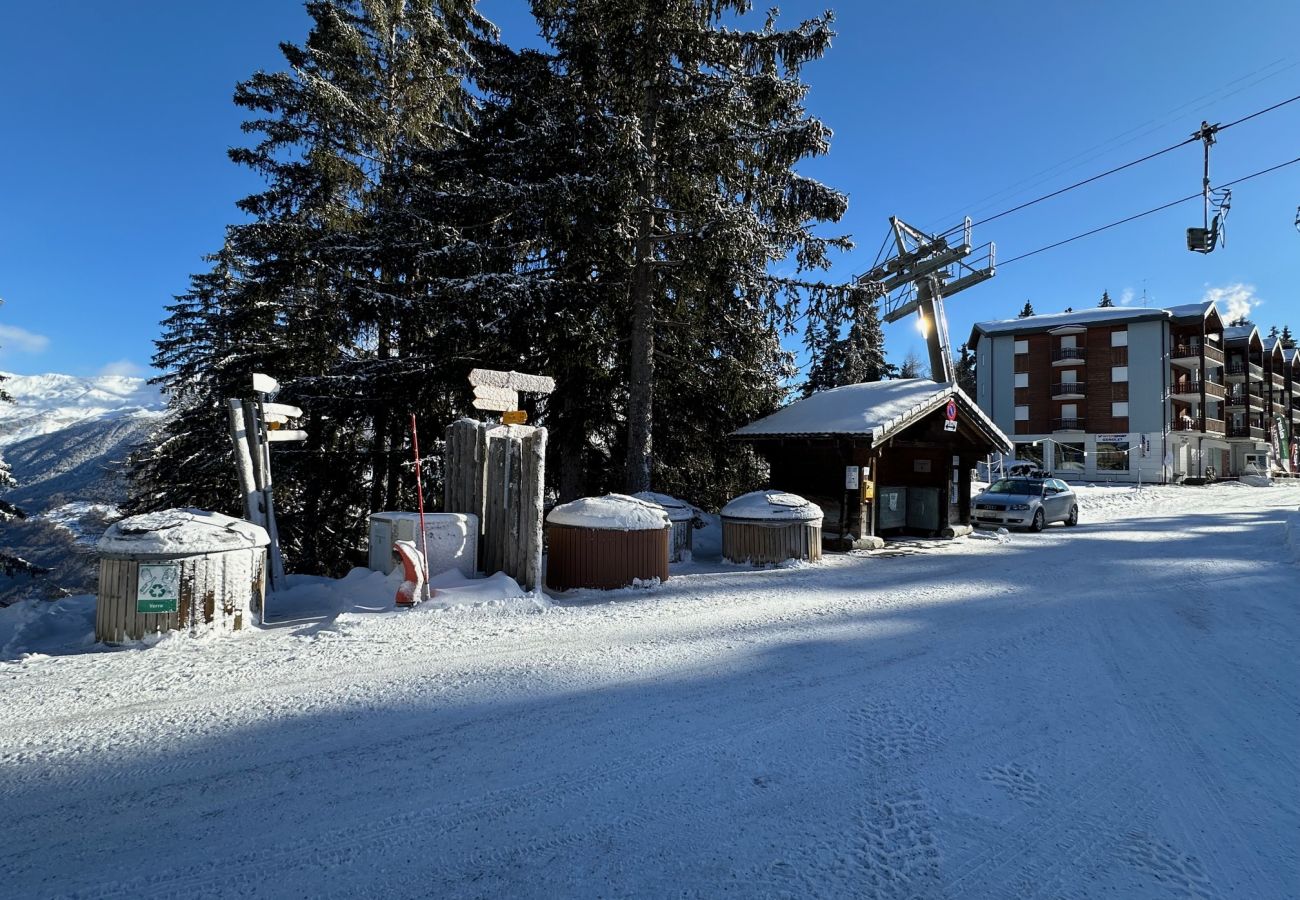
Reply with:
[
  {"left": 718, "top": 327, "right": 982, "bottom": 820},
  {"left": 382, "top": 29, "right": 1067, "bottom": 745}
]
[{"left": 1, "top": 1, "right": 1297, "bottom": 379}]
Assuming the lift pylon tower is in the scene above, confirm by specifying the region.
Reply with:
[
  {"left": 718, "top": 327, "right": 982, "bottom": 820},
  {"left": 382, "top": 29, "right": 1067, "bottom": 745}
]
[
  {"left": 857, "top": 216, "right": 996, "bottom": 384},
  {"left": 1187, "top": 121, "right": 1231, "bottom": 253}
]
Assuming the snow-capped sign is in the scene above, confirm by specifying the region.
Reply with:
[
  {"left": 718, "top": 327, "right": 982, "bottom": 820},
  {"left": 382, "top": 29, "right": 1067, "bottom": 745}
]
[
  {"left": 136, "top": 563, "right": 180, "bottom": 614},
  {"left": 252, "top": 373, "right": 279, "bottom": 395},
  {"left": 261, "top": 402, "right": 302, "bottom": 419},
  {"left": 473, "top": 384, "right": 518, "bottom": 403},
  {"left": 266, "top": 429, "right": 308, "bottom": 443},
  {"left": 472, "top": 395, "right": 515, "bottom": 412},
  {"left": 468, "top": 369, "right": 556, "bottom": 395}
]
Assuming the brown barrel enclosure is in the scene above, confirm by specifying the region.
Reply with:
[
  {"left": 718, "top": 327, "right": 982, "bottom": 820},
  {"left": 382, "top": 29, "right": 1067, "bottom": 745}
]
[
  {"left": 96, "top": 509, "right": 269, "bottom": 643},
  {"left": 721, "top": 490, "right": 824, "bottom": 566},
  {"left": 546, "top": 524, "right": 670, "bottom": 590},
  {"left": 632, "top": 491, "right": 696, "bottom": 562},
  {"left": 545, "top": 494, "right": 671, "bottom": 591}
]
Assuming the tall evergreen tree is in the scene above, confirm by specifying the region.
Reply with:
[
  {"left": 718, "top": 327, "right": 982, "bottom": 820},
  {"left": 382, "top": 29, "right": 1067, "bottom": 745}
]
[
  {"left": 0, "top": 311, "right": 46, "bottom": 579},
  {"left": 803, "top": 292, "right": 891, "bottom": 396},
  {"left": 1018, "top": 300, "right": 1035, "bottom": 318},
  {"left": 1281, "top": 325, "right": 1295, "bottom": 349},
  {"left": 1098, "top": 290, "right": 1114, "bottom": 307},
  {"left": 1268, "top": 324, "right": 1280, "bottom": 341},
  {"left": 531, "top": 1, "right": 861, "bottom": 494},
  {"left": 955, "top": 342, "right": 977, "bottom": 395}
]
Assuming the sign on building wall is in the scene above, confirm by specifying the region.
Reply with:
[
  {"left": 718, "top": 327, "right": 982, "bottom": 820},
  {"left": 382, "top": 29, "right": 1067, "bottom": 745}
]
[
  {"left": 1096, "top": 433, "right": 1128, "bottom": 443},
  {"left": 136, "top": 564, "right": 180, "bottom": 614}
]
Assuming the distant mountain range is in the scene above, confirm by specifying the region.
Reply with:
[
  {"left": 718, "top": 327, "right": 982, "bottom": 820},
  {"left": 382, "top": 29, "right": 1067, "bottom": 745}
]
[{"left": 1, "top": 372, "right": 166, "bottom": 602}]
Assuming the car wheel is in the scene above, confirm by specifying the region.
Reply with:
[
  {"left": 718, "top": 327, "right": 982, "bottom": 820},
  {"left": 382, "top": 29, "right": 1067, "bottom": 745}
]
[
  {"left": 1029, "top": 509, "right": 1045, "bottom": 533},
  {"left": 1066, "top": 505, "right": 1079, "bottom": 526}
]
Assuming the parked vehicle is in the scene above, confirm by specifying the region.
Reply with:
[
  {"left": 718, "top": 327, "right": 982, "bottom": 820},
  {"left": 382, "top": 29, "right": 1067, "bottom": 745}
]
[{"left": 972, "top": 477, "right": 1079, "bottom": 532}]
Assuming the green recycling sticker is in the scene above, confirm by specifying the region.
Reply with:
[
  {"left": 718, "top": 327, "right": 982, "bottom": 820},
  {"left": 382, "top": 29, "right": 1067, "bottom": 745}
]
[{"left": 136, "top": 564, "right": 180, "bottom": 614}]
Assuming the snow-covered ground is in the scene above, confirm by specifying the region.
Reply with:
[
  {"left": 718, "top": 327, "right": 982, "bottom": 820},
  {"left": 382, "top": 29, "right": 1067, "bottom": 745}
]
[
  {"left": 0, "top": 371, "right": 162, "bottom": 448},
  {"left": 2, "top": 483, "right": 1298, "bottom": 897}
]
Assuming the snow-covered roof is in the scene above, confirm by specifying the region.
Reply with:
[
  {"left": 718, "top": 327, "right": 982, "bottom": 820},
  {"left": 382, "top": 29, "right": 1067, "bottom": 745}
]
[
  {"left": 632, "top": 491, "right": 695, "bottom": 523},
  {"left": 546, "top": 494, "right": 671, "bottom": 531},
  {"left": 732, "top": 379, "right": 1011, "bottom": 451},
  {"left": 1285, "top": 348, "right": 1299, "bottom": 365},
  {"left": 98, "top": 509, "right": 269, "bottom": 557},
  {"left": 1222, "top": 324, "right": 1259, "bottom": 344},
  {"left": 972, "top": 306, "right": 1164, "bottom": 339},
  {"left": 1165, "top": 300, "right": 1217, "bottom": 322},
  {"left": 721, "top": 490, "right": 822, "bottom": 523}
]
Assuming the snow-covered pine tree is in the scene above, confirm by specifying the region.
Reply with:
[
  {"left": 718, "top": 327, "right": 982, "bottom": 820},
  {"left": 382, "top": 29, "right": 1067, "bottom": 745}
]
[
  {"left": 955, "top": 342, "right": 977, "bottom": 396},
  {"left": 530, "top": 1, "right": 860, "bottom": 495},
  {"left": 1098, "top": 290, "right": 1114, "bottom": 307},
  {"left": 803, "top": 290, "right": 892, "bottom": 397}
]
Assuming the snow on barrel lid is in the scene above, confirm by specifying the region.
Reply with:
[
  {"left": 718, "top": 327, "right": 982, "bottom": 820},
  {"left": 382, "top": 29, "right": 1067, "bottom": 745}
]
[
  {"left": 721, "top": 490, "right": 822, "bottom": 522},
  {"left": 98, "top": 508, "right": 270, "bottom": 557},
  {"left": 547, "top": 493, "right": 672, "bottom": 531},
  {"left": 631, "top": 491, "right": 694, "bottom": 523}
]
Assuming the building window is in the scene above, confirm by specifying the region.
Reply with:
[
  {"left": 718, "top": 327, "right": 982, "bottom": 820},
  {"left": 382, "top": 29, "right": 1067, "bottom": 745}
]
[
  {"left": 1054, "top": 442, "right": 1086, "bottom": 474},
  {"left": 1112, "top": 366, "right": 1128, "bottom": 382},
  {"left": 1112, "top": 330, "right": 1128, "bottom": 348},
  {"left": 1112, "top": 401, "right": 1129, "bottom": 417},
  {"left": 1014, "top": 405, "right": 1029, "bottom": 421},
  {"left": 1096, "top": 441, "right": 1130, "bottom": 471},
  {"left": 1014, "top": 339, "right": 1028, "bottom": 354},
  {"left": 1014, "top": 442, "right": 1044, "bottom": 470},
  {"left": 1014, "top": 372, "right": 1029, "bottom": 388}
]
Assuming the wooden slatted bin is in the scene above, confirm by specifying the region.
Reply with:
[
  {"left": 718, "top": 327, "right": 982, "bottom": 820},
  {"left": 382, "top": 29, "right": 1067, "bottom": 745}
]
[
  {"left": 96, "top": 509, "right": 269, "bottom": 643},
  {"left": 721, "top": 491, "right": 823, "bottom": 566},
  {"left": 545, "top": 494, "right": 671, "bottom": 591},
  {"left": 632, "top": 491, "right": 697, "bottom": 562}
]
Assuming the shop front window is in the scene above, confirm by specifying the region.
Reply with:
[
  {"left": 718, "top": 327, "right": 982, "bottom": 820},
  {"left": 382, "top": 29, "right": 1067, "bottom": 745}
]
[
  {"left": 1096, "top": 442, "right": 1130, "bottom": 471},
  {"left": 1054, "top": 442, "right": 1086, "bottom": 474}
]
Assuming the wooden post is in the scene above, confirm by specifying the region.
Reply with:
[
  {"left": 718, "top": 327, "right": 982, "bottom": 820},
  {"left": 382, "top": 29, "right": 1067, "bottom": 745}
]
[{"left": 227, "top": 399, "right": 261, "bottom": 526}]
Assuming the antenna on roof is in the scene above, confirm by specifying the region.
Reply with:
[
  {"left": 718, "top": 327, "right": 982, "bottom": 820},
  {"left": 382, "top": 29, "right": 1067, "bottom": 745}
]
[
  {"left": 857, "top": 216, "right": 995, "bottom": 384},
  {"left": 1187, "top": 121, "right": 1231, "bottom": 253}
]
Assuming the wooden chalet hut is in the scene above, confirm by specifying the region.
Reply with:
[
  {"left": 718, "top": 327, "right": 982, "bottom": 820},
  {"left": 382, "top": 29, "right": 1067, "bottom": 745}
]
[{"left": 732, "top": 380, "right": 1012, "bottom": 546}]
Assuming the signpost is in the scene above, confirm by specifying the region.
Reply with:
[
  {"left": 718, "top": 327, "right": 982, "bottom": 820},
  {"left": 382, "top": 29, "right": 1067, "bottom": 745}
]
[
  {"left": 467, "top": 369, "right": 555, "bottom": 419},
  {"left": 226, "top": 373, "right": 309, "bottom": 605},
  {"left": 944, "top": 398, "right": 958, "bottom": 432}
]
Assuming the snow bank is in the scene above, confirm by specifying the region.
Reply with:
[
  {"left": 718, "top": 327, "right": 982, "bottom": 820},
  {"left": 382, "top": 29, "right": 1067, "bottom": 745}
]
[
  {"left": 547, "top": 494, "right": 671, "bottom": 531},
  {"left": 98, "top": 509, "right": 269, "bottom": 556},
  {"left": 721, "top": 490, "right": 822, "bottom": 522}
]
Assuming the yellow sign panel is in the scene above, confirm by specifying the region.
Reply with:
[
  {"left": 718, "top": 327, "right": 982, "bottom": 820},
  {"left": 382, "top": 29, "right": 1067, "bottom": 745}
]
[
  {"left": 502, "top": 410, "right": 528, "bottom": 425},
  {"left": 860, "top": 480, "right": 875, "bottom": 501}
]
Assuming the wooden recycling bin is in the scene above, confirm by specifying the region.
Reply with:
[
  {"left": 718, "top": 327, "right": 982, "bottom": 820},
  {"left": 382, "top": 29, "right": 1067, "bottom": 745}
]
[
  {"left": 545, "top": 494, "right": 671, "bottom": 591},
  {"left": 96, "top": 509, "right": 269, "bottom": 643},
  {"left": 721, "top": 490, "right": 823, "bottom": 566}
]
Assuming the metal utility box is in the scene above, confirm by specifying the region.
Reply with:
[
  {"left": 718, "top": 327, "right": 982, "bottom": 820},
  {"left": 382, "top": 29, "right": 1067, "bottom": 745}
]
[
  {"left": 877, "top": 486, "right": 908, "bottom": 531},
  {"left": 368, "top": 512, "right": 478, "bottom": 577}
]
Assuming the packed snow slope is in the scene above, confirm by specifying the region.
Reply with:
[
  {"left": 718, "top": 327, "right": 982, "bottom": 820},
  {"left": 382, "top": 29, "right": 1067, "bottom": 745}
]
[{"left": 3, "top": 484, "right": 1299, "bottom": 898}]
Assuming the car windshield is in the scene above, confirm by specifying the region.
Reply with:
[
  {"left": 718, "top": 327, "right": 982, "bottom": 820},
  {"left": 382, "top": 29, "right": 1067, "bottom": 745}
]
[{"left": 988, "top": 478, "right": 1043, "bottom": 495}]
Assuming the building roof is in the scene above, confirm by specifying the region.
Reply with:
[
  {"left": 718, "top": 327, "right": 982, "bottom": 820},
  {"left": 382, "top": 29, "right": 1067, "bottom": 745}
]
[
  {"left": 969, "top": 306, "right": 1166, "bottom": 343},
  {"left": 1166, "top": 300, "right": 1216, "bottom": 322},
  {"left": 1223, "top": 324, "right": 1258, "bottom": 343},
  {"left": 732, "top": 378, "right": 1011, "bottom": 451}
]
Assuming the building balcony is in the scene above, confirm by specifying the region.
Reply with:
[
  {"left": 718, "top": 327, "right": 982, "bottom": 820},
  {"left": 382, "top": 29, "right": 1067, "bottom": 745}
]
[
  {"left": 1170, "top": 379, "right": 1225, "bottom": 401},
  {"left": 1051, "top": 347, "right": 1087, "bottom": 366},
  {"left": 1227, "top": 424, "right": 1266, "bottom": 441},
  {"left": 1292, "top": 405, "right": 1300, "bottom": 423},
  {"left": 1173, "top": 416, "right": 1225, "bottom": 435},
  {"left": 1225, "top": 361, "right": 1264, "bottom": 381},
  {"left": 1052, "top": 417, "right": 1085, "bottom": 432},
  {"left": 1271, "top": 372, "right": 1285, "bottom": 388},
  {"left": 1170, "top": 343, "right": 1223, "bottom": 369},
  {"left": 1051, "top": 382, "right": 1086, "bottom": 399}
]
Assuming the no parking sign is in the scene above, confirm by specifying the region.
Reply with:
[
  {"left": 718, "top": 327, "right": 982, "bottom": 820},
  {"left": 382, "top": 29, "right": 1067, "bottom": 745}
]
[{"left": 944, "top": 398, "right": 958, "bottom": 432}]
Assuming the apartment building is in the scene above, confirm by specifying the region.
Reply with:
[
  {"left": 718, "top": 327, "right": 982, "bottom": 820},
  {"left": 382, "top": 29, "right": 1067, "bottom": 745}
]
[{"left": 969, "top": 300, "right": 1300, "bottom": 483}]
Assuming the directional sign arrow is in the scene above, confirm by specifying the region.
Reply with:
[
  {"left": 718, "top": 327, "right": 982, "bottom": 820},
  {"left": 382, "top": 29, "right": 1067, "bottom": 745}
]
[
  {"left": 262, "top": 402, "right": 303, "bottom": 419},
  {"left": 266, "top": 429, "right": 309, "bottom": 442},
  {"left": 468, "top": 369, "right": 556, "bottom": 394},
  {"left": 472, "top": 384, "right": 518, "bottom": 404},
  {"left": 252, "top": 373, "right": 279, "bottom": 394},
  {"left": 472, "top": 396, "right": 515, "bottom": 412}
]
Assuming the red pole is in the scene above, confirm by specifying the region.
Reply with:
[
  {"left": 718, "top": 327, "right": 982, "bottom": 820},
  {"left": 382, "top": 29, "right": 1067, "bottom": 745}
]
[{"left": 411, "top": 414, "right": 431, "bottom": 602}]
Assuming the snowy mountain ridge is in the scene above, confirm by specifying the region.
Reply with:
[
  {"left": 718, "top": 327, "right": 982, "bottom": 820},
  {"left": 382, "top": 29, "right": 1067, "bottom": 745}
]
[{"left": 0, "top": 371, "right": 164, "bottom": 448}]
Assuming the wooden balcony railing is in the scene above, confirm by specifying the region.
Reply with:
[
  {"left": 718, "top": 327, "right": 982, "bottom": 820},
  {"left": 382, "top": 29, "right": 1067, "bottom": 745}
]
[{"left": 1226, "top": 424, "right": 1266, "bottom": 440}]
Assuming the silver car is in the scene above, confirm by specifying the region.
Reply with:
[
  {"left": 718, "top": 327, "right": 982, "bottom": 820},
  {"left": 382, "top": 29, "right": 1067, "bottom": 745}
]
[{"left": 972, "top": 477, "right": 1079, "bottom": 532}]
